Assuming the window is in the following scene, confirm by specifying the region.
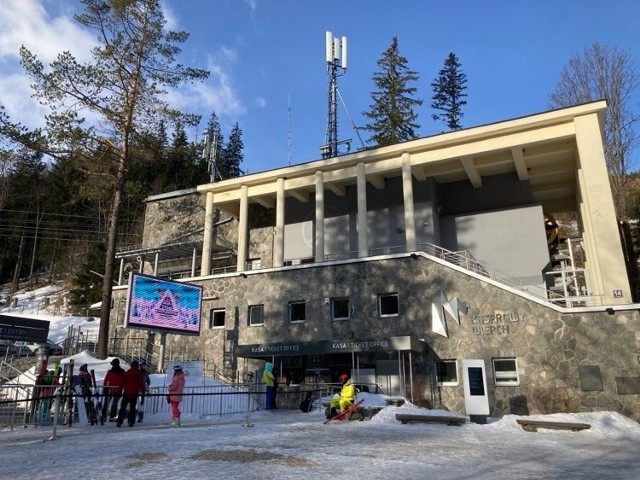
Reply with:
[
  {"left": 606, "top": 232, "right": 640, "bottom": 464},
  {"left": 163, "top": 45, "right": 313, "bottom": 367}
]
[
  {"left": 435, "top": 359, "right": 458, "bottom": 386},
  {"left": 289, "top": 301, "right": 306, "bottom": 323},
  {"left": 331, "top": 298, "right": 350, "bottom": 321},
  {"left": 248, "top": 304, "right": 264, "bottom": 326},
  {"left": 247, "top": 258, "right": 261, "bottom": 270},
  {"left": 378, "top": 293, "right": 399, "bottom": 317},
  {"left": 209, "top": 308, "right": 225, "bottom": 329},
  {"left": 493, "top": 358, "right": 519, "bottom": 386}
]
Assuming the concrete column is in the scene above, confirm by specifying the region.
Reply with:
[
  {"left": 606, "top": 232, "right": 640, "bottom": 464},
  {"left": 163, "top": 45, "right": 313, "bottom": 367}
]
[
  {"left": 357, "top": 162, "right": 369, "bottom": 257},
  {"left": 201, "top": 191, "right": 214, "bottom": 276},
  {"left": 315, "top": 171, "right": 325, "bottom": 262},
  {"left": 118, "top": 258, "right": 124, "bottom": 285},
  {"left": 401, "top": 153, "right": 417, "bottom": 252},
  {"left": 237, "top": 185, "right": 249, "bottom": 272},
  {"left": 274, "top": 178, "right": 285, "bottom": 267},
  {"left": 574, "top": 113, "right": 631, "bottom": 304}
]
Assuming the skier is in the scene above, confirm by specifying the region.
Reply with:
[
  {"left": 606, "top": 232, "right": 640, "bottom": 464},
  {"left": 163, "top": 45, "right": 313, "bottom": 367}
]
[
  {"left": 102, "top": 358, "right": 125, "bottom": 422},
  {"left": 326, "top": 373, "right": 355, "bottom": 419},
  {"left": 116, "top": 360, "right": 146, "bottom": 427},
  {"left": 167, "top": 365, "right": 186, "bottom": 426},
  {"left": 76, "top": 364, "right": 97, "bottom": 424},
  {"left": 137, "top": 359, "right": 151, "bottom": 423}
]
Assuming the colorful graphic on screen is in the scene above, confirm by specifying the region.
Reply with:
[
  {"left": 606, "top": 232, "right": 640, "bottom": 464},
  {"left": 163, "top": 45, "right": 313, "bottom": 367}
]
[{"left": 125, "top": 273, "right": 203, "bottom": 336}]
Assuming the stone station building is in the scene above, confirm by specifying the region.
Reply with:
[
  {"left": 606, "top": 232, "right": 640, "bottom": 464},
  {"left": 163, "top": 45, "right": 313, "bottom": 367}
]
[{"left": 109, "top": 101, "right": 640, "bottom": 420}]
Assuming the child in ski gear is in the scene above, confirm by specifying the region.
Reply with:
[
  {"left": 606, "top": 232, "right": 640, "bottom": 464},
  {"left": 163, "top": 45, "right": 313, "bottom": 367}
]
[
  {"left": 262, "top": 362, "right": 276, "bottom": 409},
  {"left": 327, "top": 373, "right": 355, "bottom": 418},
  {"left": 102, "top": 358, "right": 125, "bottom": 421},
  {"left": 116, "top": 360, "right": 146, "bottom": 427},
  {"left": 137, "top": 359, "right": 151, "bottom": 423},
  {"left": 168, "top": 365, "right": 186, "bottom": 426}
]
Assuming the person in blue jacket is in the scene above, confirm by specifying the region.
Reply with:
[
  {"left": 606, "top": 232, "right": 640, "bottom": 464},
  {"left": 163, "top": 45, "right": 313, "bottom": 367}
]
[{"left": 262, "top": 362, "right": 276, "bottom": 409}]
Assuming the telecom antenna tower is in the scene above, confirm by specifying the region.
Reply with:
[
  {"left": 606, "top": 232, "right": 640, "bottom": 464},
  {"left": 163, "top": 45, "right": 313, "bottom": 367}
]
[
  {"left": 321, "top": 31, "right": 350, "bottom": 159},
  {"left": 202, "top": 132, "right": 220, "bottom": 182}
]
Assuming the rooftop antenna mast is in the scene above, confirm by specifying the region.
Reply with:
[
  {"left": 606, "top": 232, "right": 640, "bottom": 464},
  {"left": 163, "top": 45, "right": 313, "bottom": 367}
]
[
  {"left": 202, "top": 132, "right": 221, "bottom": 182},
  {"left": 321, "top": 31, "right": 350, "bottom": 159}
]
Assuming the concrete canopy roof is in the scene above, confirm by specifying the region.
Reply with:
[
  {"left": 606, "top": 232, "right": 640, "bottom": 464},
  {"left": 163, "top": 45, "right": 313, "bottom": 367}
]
[{"left": 198, "top": 101, "right": 606, "bottom": 217}]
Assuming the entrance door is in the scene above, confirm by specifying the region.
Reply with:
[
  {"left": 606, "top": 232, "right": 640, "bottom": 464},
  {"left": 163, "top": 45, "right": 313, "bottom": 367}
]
[{"left": 376, "top": 360, "right": 401, "bottom": 396}]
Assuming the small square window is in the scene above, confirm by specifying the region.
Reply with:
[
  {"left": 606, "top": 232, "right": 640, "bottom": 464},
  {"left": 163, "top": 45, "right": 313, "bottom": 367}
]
[
  {"left": 493, "top": 358, "right": 519, "bottom": 386},
  {"left": 289, "top": 301, "right": 305, "bottom": 323},
  {"left": 331, "top": 298, "right": 350, "bottom": 321},
  {"left": 378, "top": 293, "right": 399, "bottom": 317},
  {"left": 248, "top": 304, "right": 264, "bottom": 326},
  {"left": 209, "top": 308, "right": 225, "bottom": 328},
  {"left": 435, "top": 359, "right": 458, "bottom": 386}
]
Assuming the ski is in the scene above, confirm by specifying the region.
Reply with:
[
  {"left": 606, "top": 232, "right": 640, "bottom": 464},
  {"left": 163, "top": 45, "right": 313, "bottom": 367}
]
[
  {"left": 323, "top": 399, "right": 364, "bottom": 424},
  {"left": 64, "top": 359, "right": 75, "bottom": 426},
  {"left": 90, "top": 369, "right": 104, "bottom": 425}
]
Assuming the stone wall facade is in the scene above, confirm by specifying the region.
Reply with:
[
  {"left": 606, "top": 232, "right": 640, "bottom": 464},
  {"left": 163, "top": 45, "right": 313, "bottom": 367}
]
[{"left": 110, "top": 254, "right": 640, "bottom": 421}]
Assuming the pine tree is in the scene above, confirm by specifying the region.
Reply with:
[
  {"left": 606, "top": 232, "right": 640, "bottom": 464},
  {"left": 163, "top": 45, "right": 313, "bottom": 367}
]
[
  {"left": 204, "top": 112, "right": 224, "bottom": 182},
  {"left": 220, "top": 123, "right": 244, "bottom": 179},
  {"left": 17, "top": 0, "right": 209, "bottom": 359},
  {"left": 431, "top": 53, "right": 468, "bottom": 131},
  {"left": 362, "top": 37, "right": 422, "bottom": 147}
]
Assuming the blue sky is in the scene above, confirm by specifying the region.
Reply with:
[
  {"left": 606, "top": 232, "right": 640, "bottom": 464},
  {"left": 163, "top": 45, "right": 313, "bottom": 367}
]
[{"left": 1, "top": 0, "right": 639, "bottom": 175}]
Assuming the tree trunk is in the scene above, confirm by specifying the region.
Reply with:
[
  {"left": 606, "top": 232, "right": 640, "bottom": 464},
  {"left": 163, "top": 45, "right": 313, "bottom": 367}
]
[{"left": 97, "top": 147, "right": 128, "bottom": 359}]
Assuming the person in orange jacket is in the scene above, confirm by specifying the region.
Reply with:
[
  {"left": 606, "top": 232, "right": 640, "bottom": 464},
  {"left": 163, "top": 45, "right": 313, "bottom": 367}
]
[
  {"left": 168, "top": 365, "right": 186, "bottom": 426},
  {"left": 115, "top": 360, "right": 146, "bottom": 427}
]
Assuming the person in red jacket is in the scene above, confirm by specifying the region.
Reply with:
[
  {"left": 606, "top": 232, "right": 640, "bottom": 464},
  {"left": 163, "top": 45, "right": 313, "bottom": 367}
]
[
  {"left": 102, "top": 358, "right": 125, "bottom": 422},
  {"left": 168, "top": 365, "right": 186, "bottom": 427},
  {"left": 116, "top": 360, "right": 146, "bottom": 427}
]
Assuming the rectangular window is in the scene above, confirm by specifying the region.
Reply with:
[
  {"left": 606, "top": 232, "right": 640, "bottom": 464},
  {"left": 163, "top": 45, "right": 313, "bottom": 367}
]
[
  {"left": 209, "top": 308, "right": 225, "bottom": 329},
  {"left": 378, "top": 293, "right": 399, "bottom": 317},
  {"left": 247, "top": 258, "right": 261, "bottom": 270},
  {"left": 248, "top": 304, "right": 264, "bottom": 326},
  {"left": 493, "top": 358, "right": 519, "bottom": 386},
  {"left": 435, "top": 359, "right": 458, "bottom": 386},
  {"left": 288, "top": 301, "right": 306, "bottom": 323},
  {"left": 331, "top": 298, "right": 350, "bottom": 321}
]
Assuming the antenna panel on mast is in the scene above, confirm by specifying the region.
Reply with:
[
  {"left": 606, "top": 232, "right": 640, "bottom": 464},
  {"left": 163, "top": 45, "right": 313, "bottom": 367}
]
[{"left": 321, "top": 31, "right": 349, "bottom": 159}]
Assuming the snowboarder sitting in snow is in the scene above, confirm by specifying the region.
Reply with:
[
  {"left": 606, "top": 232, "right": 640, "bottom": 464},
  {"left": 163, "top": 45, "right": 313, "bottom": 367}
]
[{"left": 326, "top": 373, "right": 355, "bottom": 419}]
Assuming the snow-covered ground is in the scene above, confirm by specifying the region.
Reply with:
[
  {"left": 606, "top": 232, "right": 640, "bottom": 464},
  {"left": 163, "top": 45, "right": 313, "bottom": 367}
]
[
  {"left": 2, "top": 283, "right": 640, "bottom": 479},
  {"left": 0, "top": 405, "right": 639, "bottom": 479}
]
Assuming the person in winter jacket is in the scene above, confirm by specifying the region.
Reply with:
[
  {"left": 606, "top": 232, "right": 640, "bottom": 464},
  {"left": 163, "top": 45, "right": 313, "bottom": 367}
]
[
  {"left": 102, "top": 358, "right": 125, "bottom": 421},
  {"left": 137, "top": 359, "right": 151, "bottom": 423},
  {"left": 328, "top": 373, "right": 355, "bottom": 418},
  {"left": 115, "top": 360, "right": 146, "bottom": 427},
  {"left": 262, "top": 362, "right": 276, "bottom": 410},
  {"left": 168, "top": 365, "right": 186, "bottom": 426}
]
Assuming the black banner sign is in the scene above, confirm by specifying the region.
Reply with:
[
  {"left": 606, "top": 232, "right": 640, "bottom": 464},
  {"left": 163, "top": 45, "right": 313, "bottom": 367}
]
[{"left": 0, "top": 314, "right": 50, "bottom": 343}]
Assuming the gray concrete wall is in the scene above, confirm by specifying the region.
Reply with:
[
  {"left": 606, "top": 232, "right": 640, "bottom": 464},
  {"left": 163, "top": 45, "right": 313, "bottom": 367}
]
[{"left": 441, "top": 205, "right": 549, "bottom": 287}]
